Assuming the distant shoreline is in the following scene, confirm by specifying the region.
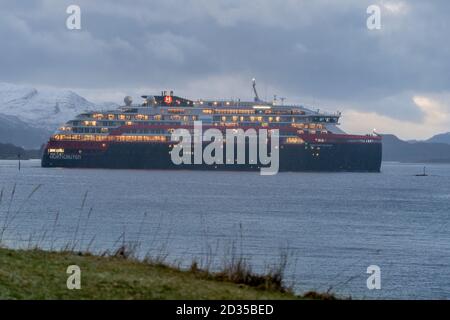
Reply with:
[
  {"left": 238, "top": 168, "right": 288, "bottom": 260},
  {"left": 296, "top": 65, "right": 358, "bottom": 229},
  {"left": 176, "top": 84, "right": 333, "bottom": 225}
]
[{"left": 0, "top": 142, "right": 41, "bottom": 160}]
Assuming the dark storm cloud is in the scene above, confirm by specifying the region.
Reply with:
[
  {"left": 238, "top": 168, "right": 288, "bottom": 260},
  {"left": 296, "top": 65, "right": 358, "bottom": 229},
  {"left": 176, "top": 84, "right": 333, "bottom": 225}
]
[{"left": 1, "top": 0, "right": 449, "bottom": 123}]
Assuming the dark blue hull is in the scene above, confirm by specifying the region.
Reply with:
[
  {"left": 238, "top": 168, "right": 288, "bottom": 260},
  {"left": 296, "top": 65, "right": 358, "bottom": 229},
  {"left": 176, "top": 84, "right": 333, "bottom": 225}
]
[{"left": 42, "top": 142, "right": 382, "bottom": 172}]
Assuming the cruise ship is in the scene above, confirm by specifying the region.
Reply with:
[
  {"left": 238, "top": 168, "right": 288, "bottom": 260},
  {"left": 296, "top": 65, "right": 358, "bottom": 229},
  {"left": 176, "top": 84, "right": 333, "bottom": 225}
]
[{"left": 41, "top": 81, "right": 382, "bottom": 172}]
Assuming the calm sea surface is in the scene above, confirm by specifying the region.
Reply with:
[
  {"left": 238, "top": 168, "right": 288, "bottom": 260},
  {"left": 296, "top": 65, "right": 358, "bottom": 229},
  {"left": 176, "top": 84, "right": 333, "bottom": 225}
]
[{"left": 0, "top": 160, "right": 449, "bottom": 299}]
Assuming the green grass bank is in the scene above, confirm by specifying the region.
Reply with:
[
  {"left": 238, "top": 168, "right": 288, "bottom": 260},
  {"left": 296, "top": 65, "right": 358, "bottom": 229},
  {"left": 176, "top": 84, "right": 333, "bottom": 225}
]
[{"left": 0, "top": 248, "right": 320, "bottom": 300}]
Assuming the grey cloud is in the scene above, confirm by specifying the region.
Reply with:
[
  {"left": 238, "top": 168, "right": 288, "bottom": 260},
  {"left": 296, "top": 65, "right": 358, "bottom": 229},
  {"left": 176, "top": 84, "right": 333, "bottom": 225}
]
[{"left": 0, "top": 0, "right": 449, "bottom": 124}]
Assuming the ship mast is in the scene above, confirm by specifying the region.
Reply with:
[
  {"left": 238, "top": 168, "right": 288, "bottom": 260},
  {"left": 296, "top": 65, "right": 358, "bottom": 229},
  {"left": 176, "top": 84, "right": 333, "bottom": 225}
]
[{"left": 252, "top": 78, "right": 261, "bottom": 102}]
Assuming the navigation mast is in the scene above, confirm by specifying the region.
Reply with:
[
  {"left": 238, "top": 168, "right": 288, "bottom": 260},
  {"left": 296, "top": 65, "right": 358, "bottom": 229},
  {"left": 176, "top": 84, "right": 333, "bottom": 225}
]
[{"left": 252, "top": 78, "right": 261, "bottom": 102}]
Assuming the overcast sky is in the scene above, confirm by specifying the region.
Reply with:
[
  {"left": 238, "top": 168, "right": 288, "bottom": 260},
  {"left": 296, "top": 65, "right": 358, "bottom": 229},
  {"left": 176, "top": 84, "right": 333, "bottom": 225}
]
[{"left": 1, "top": 0, "right": 449, "bottom": 139}]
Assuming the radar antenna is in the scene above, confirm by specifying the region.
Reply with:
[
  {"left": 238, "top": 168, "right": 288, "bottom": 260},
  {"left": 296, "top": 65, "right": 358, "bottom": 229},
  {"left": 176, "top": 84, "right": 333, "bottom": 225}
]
[
  {"left": 252, "top": 78, "right": 261, "bottom": 102},
  {"left": 124, "top": 96, "right": 133, "bottom": 106}
]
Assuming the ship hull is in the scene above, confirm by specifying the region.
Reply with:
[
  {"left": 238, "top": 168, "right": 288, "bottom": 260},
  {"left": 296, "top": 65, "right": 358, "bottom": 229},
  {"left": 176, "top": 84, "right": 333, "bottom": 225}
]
[{"left": 41, "top": 141, "right": 382, "bottom": 172}]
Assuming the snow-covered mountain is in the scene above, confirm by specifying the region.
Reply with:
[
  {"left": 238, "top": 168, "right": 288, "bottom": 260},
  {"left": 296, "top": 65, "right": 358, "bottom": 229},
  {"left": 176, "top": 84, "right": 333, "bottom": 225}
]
[
  {"left": 0, "top": 83, "right": 98, "bottom": 131},
  {"left": 0, "top": 113, "right": 51, "bottom": 149},
  {"left": 0, "top": 83, "right": 120, "bottom": 148}
]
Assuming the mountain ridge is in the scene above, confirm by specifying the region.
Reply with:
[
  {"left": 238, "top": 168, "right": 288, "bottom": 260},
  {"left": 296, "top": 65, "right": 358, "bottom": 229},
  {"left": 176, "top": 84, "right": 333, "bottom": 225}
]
[
  {"left": 0, "top": 82, "right": 97, "bottom": 131},
  {"left": 381, "top": 134, "right": 450, "bottom": 163},
  {"left": 0, "top": 83, "right": 118, "bottom": 148},
  {"left": 0, "top": 113, "right": 51, "bottom": 149},
  {"left": 426, "top": 132, "right": 450, "bottom": 145}
]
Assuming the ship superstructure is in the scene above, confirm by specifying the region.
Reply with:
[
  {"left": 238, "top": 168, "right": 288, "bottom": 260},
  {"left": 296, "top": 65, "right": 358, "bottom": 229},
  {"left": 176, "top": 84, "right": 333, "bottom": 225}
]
[{"left": 42, "top": 82, "right": 382, "bottom": 172}]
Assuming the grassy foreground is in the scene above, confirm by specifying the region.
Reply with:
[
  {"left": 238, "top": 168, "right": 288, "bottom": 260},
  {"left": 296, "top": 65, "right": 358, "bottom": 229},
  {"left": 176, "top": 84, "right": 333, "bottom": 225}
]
[{"left": 0, "top": 248, "right": 303, "bottom": 300}]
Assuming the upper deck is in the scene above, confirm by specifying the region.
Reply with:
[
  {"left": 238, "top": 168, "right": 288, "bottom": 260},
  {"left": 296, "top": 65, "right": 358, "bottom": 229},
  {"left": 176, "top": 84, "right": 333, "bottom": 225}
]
[{"left": 49, "top": 88, "right": 380, "bottom": 145}]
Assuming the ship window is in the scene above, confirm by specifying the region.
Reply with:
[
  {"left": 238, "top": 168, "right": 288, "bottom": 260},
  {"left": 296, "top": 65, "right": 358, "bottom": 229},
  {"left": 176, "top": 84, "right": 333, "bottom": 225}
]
[{"left": 286, "top": 137, "right": 304, "bottom": 144}]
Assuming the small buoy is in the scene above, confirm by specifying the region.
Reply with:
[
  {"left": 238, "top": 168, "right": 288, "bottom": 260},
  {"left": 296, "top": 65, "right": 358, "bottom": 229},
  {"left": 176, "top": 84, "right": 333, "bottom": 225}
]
[{"left": 415, "top": 166, "right": 428, "bottom": 176}]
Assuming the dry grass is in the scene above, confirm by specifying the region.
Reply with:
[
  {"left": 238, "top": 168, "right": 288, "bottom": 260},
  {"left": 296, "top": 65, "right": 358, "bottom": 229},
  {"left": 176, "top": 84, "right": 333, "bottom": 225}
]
[
  {"left": 0, "top": 184, "right": 338, "bottom": 300},
  {"left": 0, "top": 247, "right": 304, "bottom": 300}
]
